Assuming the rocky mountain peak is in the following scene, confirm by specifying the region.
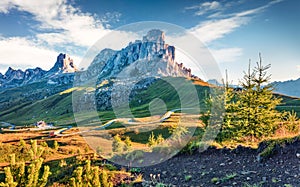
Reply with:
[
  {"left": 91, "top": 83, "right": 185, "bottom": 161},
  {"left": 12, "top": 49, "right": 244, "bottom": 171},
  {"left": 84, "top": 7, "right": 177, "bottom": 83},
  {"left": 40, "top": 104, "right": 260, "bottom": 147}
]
[
  {"left": 83, "top": 29, "right": 192, "bottom": 83},
  {"left": 4, "top": 67, "right": 24, "bottom": 80},
  {"left": 125, "top": 29, "right": 174, "bottom": 63},
  {"left": 5, "top": 67, "right": 15, "bottom": 76},
  {"left": 76, "top": 29, "right": 195, "bottom": 110},
  {"left": 142, "top": 29, "right": 165, "bottom": 43},
  {"left": 49, "top": 53, "right": 78, "bottom": 74}
]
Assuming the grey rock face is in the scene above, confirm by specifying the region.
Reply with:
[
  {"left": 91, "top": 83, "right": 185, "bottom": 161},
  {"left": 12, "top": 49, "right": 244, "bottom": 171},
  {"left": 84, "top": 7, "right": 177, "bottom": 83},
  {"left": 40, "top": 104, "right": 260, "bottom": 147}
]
[
  {"left": 75, "top": 29, "right": 195, "bottom": 111},
  {"left": 45, "top": 53, "right": 78, "bottom": 85},
  {"left": 142, "top": 29, "right": 165, "bottom": 43},
  {"left": 92, "top": 29, "right": 191, "bottom": 82},
  {"left": 76, "top": 48, "right": 116, "bottom": 83}
]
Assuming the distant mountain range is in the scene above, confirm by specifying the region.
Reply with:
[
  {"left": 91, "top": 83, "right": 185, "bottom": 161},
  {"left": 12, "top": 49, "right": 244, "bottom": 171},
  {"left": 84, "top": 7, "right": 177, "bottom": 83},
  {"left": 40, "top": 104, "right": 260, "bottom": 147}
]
[
  {"left": 0, "top": 53, "right": 77, "bottom": 89},
  {"left": 0, "top": 29, "right": 298, "bottom": 126},
  {"left": 207, "top": 78, "right": 300, "bottom": 98},
  {"left": 0, "top": 29, "right": 196, "bottom": 91},
  {"left": 272, "top": 79, "right": 300, "bottom": 98},
  {"left": 0, "top": 29, "right": 203, "bottom": 119}
]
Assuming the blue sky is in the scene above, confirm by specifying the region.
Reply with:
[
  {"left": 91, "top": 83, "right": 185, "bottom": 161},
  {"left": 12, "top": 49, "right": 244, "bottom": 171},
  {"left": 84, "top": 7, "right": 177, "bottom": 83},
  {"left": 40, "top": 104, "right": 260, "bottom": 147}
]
[{"left": 0, "top": 0, "right": 299, "bottom": 83}]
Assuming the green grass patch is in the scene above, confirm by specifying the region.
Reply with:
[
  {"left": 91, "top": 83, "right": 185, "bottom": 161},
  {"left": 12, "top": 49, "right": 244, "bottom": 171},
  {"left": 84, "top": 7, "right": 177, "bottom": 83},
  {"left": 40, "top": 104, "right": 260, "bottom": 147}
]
[
  {"left": 124, "top": 127, "right": 171, "bottom": 144},
  {"left": 105, "top": 122, "right": 125, "bottom": 130}
]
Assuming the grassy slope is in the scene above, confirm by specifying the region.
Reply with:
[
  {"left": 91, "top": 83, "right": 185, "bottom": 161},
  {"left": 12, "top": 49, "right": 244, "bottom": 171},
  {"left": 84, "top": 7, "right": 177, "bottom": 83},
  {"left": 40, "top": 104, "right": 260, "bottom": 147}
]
[
  {"left": 0, "top": 81, "right": 70, "bottom": 109},
  {"left": 129, "top": 77, "right": 210, "bottom": 117},
  {"left": 0, "top": 80, "right": 73, "bottom": 125},
  {"left": 275, "top": 93, "right": 300, "bottom": 115},
  {"left": 0, "top": 92, "right": 74, "bottom": 126},
  {"left": 0, "top": 77, "right": 299, "bottom": 126}
]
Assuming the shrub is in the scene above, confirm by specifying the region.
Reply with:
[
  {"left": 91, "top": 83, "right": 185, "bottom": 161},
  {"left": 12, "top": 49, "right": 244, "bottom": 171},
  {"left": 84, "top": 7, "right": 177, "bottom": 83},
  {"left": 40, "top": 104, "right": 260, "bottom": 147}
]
[
  {"left": 29, "top": 140, "right": 44, "bottom": 160},
  {"left": 70, "top": 160, "right": 113, "bottom": 187},
  {"left": 123, "top": 136, "right": 132, "bottom": 151},
  {"left": 147, "top": 132, "right": 157, "bottom": 147},
  {"left": 40, "top": 141, "right": 48, "bottom": 148},
  {"left": 283, "top": 111, "right": 299, "bottom": 133},
  {"left": 147, "top": 132, "right": 165, "bottom": 147},
  {"left": 112, "top": 134, "right": 124, "bottom": 153},
  {"left": 96, "top": 146, "right": 103, "bottom": 155},
  {"left": 152, "top": 145, "right": 173, "bottom": 155},
  {"left": 53, "top": 140, "right": 59, "bottom": 151},
  {"left": 0, "top": 149, "right": 51, "bottom": 187},
  {"left": 19, "top": 139, "right": 26, "bottom": 148},
  {"left": 156, "top": 134, "right": 164, "bottom": 144}
]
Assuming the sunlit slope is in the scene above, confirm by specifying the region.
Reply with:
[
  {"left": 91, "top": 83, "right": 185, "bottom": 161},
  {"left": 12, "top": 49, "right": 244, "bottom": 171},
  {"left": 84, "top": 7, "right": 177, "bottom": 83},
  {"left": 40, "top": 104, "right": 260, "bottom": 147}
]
[{"left": 1, "top": 77, "right": 298, "bottom": 126}]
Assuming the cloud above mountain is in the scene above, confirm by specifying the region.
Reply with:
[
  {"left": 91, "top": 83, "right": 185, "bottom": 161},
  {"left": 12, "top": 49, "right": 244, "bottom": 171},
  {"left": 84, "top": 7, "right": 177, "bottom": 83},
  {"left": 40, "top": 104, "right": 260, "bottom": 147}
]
[
  {"left": 0, "top": 0, "right": 116, "bottom": 72},
  {"left": 185, "top": 1, "right": 221, "bottom": 16},
  {"left": 0, "top": 0, "right": 287, "bottom": 78},
  {"left": 0, "top": 0, "right": 110, "bottom": 47},
  {"left": 187, "top": 0, "right": 284, "bottom": 64}
]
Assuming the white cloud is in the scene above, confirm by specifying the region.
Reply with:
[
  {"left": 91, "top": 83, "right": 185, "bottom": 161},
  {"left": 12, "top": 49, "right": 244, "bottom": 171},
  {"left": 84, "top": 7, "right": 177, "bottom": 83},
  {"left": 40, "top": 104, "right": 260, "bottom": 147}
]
[
  {"left": 188, "top": 0, "right": 284, "bottom": 44},
  {"left": 36, "top": 33, "right": 67, "bottom": 46},
  {"left": 0, "top": 0, "right": 110, "bottom": 47},
  {"left": 234, "top": 0, "right": 284, "bottom": 18},
  {"left": 0, "top": 1, "right": 10, "bottom": 13},
  {"left": 0, "top": 0, "right": 284, "bottom": 73},
  {"left": 210, "top": 48, "right": 243, "bottom": 64},
  {"left": 0, "top": 37, "right": 82, "bottom": 73},
  {"left": 186, "top": 0, "right": 284, "bottom": 70},
  {"left": 296, "top": 65, "right": 300, "bottom": 72},
  {"left": 189, "top": 16, "right": 250, "bottom": 44},
  {"left": 0, "top": 37, "right": 58, "bottom": 71},
  {"left": 185, "top": 1, "right": 221, "bottom": 16},
  {"left": 0, "top": 0, "right": 113, "bottom": 72}
]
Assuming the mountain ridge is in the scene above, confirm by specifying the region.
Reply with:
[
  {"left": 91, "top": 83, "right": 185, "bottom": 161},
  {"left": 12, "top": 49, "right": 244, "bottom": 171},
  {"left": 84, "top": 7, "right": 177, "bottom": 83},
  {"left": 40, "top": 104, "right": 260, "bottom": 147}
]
[
  {"left": 74, "top": 29, "right": 199, "bottom": 110},
  {"left": 1, "top": 29, "right": 198, "bottom": 90},
  {"left": 0, "top": 53, "right": 77, "bottom": 89},
  {"left": 0, "top": 29, "right": 203, "bottom": 114},
  {"left": 272, "top": 78, "right": 300, "bottom": 98},
  {"left": 76, "top": 29, "right": 194, "bottom": 85},
  {"left": 0, "top": 29, "right": 299, "bottom": 126}
]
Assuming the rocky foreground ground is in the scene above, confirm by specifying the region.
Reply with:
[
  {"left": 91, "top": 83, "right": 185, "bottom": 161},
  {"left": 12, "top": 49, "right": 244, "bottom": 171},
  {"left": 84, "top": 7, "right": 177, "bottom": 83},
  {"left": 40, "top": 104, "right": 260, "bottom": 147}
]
[{"left": 135, "top": 139, "right": 300, "bottom": 187}]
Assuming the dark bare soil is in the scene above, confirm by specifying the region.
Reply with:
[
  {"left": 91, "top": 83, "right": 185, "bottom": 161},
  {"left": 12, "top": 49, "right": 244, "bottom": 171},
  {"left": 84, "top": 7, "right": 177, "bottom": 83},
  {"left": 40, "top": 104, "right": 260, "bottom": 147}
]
[{"left": 138, "top": 139, "right": 300, "bottom": 187}]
